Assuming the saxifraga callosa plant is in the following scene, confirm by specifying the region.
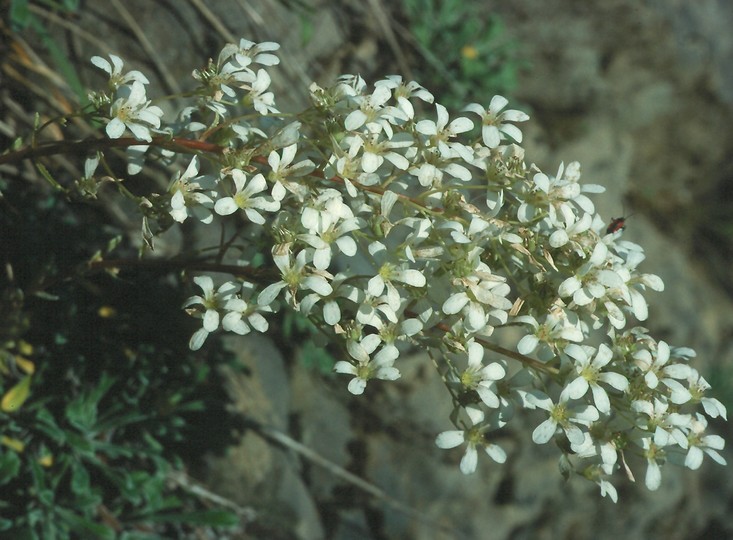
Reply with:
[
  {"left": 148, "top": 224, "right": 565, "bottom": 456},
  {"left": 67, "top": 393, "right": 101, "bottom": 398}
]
[{"left": 2, "top": 37, "right": 727, "bottom": 505}]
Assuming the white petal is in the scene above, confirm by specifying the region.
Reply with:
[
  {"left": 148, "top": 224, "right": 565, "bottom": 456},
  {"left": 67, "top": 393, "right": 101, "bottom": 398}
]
[
  {"left": 214, "top": 197, "right": 239, "bottom": 216},
  {"left": 193, "top": 275, "right": 214, "bottom": 294},
  {"left": 517, "top": 334, "right": 539, "bottom": 355},
  {"left": 361, "top": 152, "right": 382, "bottom": 173},
  {"left": 257, "top": 282, "right": 286, "bottom": 306},
  {"left": 599, "top": 372, "right": 629, "bottom": 392},
  {"left": 532, "top": 418, "right": 557, "bottom": 444},
  {"left": 303, "top": 276, "right": 333, "bottom": 296},
  {"left": 443, "top": 293, "right": 469, "bottom": 314},
  {"left": 91, "top": 55, "right": 112, "bottom": 73},
  {"left": 549, "top": 230, "right": 569, "bottom": 248},
  {"left": 645, "top": 460, "right": 661, "bottom": 491},
  {"left": 105, "top": 118, "right": 126, "bottom": 139},
  {"left": 565, "top": 377, "right": 589, "bottom": 400},
  {"left": 347, "top": 377, "right": 367, "bottom": 395},
  {"left": 500, "top": 123, "right": 523, "bottom": 143},
  {"left": 476, "top": 386, "right": 499, "bottom": 408},
  {"left": 203, "top": 309, "right": 220, "bottom": 332},
  {"left": 459, "top": 445, "right": 478, "bottom": 474},
  {"left": 484, "top": 444, "right": 507, "bottom": 464},
  {"left": 345, "top": 109, "right": 367, "bottom": 131},
  {"left": 435, "top": 430, "right": 464, "bottom": 449},
  {"left": 481, "top": 125, "right": 501, "bottom": 148},
  {"left": 558, "top": 276, "right": 581, "bottom": 297},
  {"left": 565, "top": 424, "right": 585, "bottom": 445},
  {"left": 591, "top": 384, "right": 611, "bottom": 414},
  {"left": 188, "top": 328, "right": 209, "bottom": 351},
  {"left": 685, "top": 446, "right": 704, "bottom": 470},
  {"left": 399, "top": 269, "right": 426, "bottom": 287}
]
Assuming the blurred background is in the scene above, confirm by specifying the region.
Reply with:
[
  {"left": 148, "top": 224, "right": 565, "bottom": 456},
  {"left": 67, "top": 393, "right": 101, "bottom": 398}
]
[{"left": 2, "top": 0, "right": 733, "bottom": 538}]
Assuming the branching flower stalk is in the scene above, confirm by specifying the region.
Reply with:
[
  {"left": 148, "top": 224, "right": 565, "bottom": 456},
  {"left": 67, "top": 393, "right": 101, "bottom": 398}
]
[{"left": 4, "top": 39, "right": 726, "bottom": 503}]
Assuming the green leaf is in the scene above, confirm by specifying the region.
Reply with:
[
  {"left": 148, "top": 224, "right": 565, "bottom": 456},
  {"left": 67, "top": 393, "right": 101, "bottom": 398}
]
[
  {"left": 28, "top": 16, "right": 87, "bottom": 104},
  {"left": 138, "top": 509, "right": 239, "bottom": 527},
  {"left": 64, "top": 432, "right": 94, "bottom": 456},
  {"left": 56, "top": 507, "right": 115, "bottom": 540},
  {"left": 9, "top": 0, "right": 31, "bottom": 30},
  {"left": 70, "top": 462, "right": 90, "bottom": 495},
  {"left": 119, "top": 532, "right": 161, "bottom": 540},
  {"left": 66, "top": 374, "right": 116, "bottom": 432},
  {"left": 1, "top": 375, "right": 32, "bottom": 412},
  {"left": 35, "top": 163, "right": 66, "bottom": 192},
  {"left": 34, "top": 408, "right": 67, "bottom": 443},
  {"left": 0, "top": 450, "right": 21, "bottom": 485}
]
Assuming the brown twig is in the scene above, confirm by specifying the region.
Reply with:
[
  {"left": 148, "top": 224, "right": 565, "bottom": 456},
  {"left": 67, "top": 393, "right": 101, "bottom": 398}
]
[
  {"left": 88, "top": 257, "right": 276, "bottom": 282},
  {"left": 0, "top": 136, "right": 225, "bottom": 167}
]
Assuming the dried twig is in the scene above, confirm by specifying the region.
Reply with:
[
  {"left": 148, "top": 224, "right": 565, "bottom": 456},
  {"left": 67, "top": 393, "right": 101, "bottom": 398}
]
[
  {"left": 250, "top": 420, "right": 460, "bottom": 536},
  {"left": 168, "top": 470, "right": 257, "bottom": 522},
  {"left": 108, "top": 0, "right": 182, "bottom": 96}
]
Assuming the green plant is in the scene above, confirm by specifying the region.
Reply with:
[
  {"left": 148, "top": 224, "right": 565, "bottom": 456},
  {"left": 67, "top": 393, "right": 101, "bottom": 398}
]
[
  {"left": 0, "top": 179, "right": 242, "bottom": 538},
  {"left": 1, "top": 27, "right": 727, "bottom": 519},
  {"left": 401, "top": 0, "right": 523, "bottom": 110}
]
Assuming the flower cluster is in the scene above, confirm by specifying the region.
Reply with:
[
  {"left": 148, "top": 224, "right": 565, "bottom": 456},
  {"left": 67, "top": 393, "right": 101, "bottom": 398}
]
[{"left": 88, "top": 39, "right": 726, "bottom": 502}]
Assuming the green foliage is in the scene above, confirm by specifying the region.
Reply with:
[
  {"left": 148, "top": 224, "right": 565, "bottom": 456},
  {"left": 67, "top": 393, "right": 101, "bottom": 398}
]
[
  {"left": 401, "top": 0, "right": 524, "bottom": 109},
  {"left": 281, "top": 311, "right": 337, "bottom": 374},
  {"left": 0, "top": 177, "right": 241, "bottom": 538}
]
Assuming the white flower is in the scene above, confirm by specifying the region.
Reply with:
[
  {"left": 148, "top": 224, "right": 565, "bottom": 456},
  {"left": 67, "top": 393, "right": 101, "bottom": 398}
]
[
  {"left": 686, "top": 368, "right": 727, "bottom": 420},
  {"left": 640, "top": 437, "right": 663, "bottom": 491},
  {"left": 557, "top": 242, "right": 624, "bottom": 307},
  {"left": 344, "top": 84, "right": 401, "bottom": 134},
  {"left": 631, "top": 398, "right": 691, "bottom": 448},
  {"left": 515, "top": 310, "right": 583, "bottom": 361},
  {"left": 268, "top": 144, "right": 315, "bottom": 201},
  {"left": 106, "top": 81, "right": 163, "bottom": 142},
  {"left": 563, "top": 343, "right": 629, "bottom": 414},
  {"left": 517, "top": 161, "right": 601, "bottom": 225},
  {"left": 572, "top": 432, "right": 619, "bottom": 472},
  {"left": 183, "top": 276, "right": 240, "bottom": 350},
  {"left": 169, "top": 156, "right": 215, "bottom": 224},
  {"left": 531, "top": 391, "right": 599, "bottom": 445},
  {"left": 416, "top": 103, "right": 474, "bottom": 163},
  {"left": 442, "top": 256, "right": 512, "bottom": 333},
  {"left": 684, "top": 414, "right": 726, "bottom": 470},
  {"left": 633, "top": 341, "right": 692, "bottom": 404},
  {"left": 223, "top": 38, "right": 280, "bottom": 67},
  {"left": 91, "top": 54, "right": 149, "bottom": 88},
  {"left": 366, "top": 241, "right": 427, "bottom": 305},
  {"left": 257, "top": 249, "right": 333, "bottom": 307},
  {"left": 374, "top": 75, "right": 434, "bottom": 119},
  {"left": 464, "top": 95, "right": 529, "bottom": 148},
  {"left": 214, "top": 170, "right": 279, "bottom": 224},
  {"left": 298, "top": 213, "right": 362, "bottom": 271},
  {"left": 435, "top": 406, "right": 506, "bottom": 474},
  {"left": 346, "top": 132, "right": 412, "bottom": 174},
  {"left": 221, "top": 282, "right": 272, "bottom": 335},
  {"left": 334, "top": 337, "right": 400, "bottom": 395},
  {"left": 457, "top": 340, "right": 506, "bottom": 408},
  {"left": 548, "top": 211, "right": 593, "bottom": 249},
  {"left": 247, "top": 69, "right": 278, "bottom": 114}
]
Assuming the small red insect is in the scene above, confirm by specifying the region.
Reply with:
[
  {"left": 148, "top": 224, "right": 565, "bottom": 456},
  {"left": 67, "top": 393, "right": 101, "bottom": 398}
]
[{"left": 606, "top": 216, "right": 627, "bottom": 234}]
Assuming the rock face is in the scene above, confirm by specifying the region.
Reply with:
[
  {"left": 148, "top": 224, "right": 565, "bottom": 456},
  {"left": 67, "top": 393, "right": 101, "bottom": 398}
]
[{"left": 22, "top": 0, "right": 733, "bottom": 537}]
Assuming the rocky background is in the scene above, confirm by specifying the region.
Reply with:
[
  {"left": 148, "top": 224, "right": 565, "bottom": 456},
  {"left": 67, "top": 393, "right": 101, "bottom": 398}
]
[{"left": 8, "top": 0, "right": 733, "bottom": 538}]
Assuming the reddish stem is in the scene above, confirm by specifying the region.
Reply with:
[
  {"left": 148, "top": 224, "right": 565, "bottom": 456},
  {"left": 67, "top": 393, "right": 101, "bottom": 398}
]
[{"left": 0, "top": 136, "right": 225, "bottom": 166}]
